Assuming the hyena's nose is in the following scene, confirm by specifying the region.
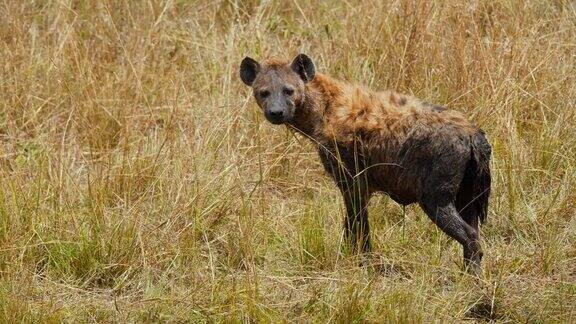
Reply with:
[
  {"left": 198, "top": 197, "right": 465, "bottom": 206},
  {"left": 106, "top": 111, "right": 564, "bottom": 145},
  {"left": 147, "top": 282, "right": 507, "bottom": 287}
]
[
  {"left": 270, "top": 110, "right": 283, "bottom": 118},
  {"left": 266, "top": 109, "right": 284, "bottom": 124}
]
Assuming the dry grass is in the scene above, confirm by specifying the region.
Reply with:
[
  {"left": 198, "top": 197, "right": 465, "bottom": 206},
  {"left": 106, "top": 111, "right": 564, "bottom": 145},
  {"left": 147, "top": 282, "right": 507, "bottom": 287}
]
[{"left": 1, "top": 0, "right": 575, "bottom": 322}]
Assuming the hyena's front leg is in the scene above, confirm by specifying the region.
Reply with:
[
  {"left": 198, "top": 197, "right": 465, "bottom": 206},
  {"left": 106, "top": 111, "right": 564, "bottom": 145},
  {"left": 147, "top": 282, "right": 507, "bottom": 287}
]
[
  {"left": 317, "top": 146, "right": 372, "bottom": 255},
  {"left": 339, "top": 181, "right": 372, "bottom": 254}
]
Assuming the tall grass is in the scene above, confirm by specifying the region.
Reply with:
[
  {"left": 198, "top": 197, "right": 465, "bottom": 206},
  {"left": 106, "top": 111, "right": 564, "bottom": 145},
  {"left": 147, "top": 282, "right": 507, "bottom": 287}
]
[{"left": 0, "top": 0, "right": 575, "bottom": 321}]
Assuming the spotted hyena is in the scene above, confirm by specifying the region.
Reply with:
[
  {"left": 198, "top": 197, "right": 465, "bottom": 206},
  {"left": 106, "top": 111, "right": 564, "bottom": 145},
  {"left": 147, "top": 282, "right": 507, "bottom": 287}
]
[{"left": 240, "top": 54, "right": 491, "bottom": 274}]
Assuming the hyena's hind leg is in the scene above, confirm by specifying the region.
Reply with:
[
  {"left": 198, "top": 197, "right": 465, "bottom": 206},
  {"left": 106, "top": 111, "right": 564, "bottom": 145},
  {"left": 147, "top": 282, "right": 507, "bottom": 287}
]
[
  {"left": 456, "top": 171, "right": 485, "bottom": 273},
  {"left": 420, "top": 200, "right": 482, "bottom": 275}
]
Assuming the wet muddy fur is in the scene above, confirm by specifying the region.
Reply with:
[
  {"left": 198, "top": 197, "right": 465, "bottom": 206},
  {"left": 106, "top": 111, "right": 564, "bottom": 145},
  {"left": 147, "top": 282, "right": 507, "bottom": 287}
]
[{"left": 240, "top": 54, "right": 492, "bottom": 274}]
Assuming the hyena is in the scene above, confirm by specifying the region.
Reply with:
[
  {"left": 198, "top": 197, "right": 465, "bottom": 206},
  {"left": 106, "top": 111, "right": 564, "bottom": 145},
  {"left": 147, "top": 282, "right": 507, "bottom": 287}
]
[{"left": 240, "top": 54, "right": 491, "bottom": 274}]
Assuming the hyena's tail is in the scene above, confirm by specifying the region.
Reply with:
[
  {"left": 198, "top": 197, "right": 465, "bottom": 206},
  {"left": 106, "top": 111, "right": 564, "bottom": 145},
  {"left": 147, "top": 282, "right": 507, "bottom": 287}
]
[{"left": 469, "top": 130, "right": 492, "bottom": 224}]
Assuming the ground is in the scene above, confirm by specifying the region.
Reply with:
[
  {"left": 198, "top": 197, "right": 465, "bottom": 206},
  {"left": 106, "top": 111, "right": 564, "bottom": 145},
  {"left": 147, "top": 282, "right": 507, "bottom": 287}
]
[{"left": 0, "top": 0, "right": 575, "bottom": 322}]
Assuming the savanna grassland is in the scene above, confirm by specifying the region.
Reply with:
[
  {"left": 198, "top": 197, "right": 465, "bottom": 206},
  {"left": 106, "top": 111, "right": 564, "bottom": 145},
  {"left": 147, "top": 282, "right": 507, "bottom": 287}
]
[{"left": 1, "top": 0, "right": 575, "bottom": 322}]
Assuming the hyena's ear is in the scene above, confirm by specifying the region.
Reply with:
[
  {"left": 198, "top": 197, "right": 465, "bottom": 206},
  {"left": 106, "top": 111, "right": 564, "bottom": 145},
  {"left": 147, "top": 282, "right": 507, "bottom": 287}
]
[
  {"left": 291, "top": 53, "right": 315, "bottom": 83},
  {"left": 240, "top": 57, "right": 260, "bottom": 86}
]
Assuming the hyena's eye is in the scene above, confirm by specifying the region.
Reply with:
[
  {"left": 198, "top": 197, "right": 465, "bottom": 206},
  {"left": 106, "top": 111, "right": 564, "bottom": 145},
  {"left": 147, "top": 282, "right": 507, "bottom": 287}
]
[
  {"left": 259, "top": 90, "right": 270, "bottom": 98},
  {"left": 283, "top": 88, "right": 294, "bottom": 96}
]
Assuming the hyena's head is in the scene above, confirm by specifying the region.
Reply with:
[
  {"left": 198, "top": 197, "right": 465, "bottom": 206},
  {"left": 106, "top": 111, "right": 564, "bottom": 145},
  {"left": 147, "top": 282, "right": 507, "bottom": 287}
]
[{"left": 240, "top": 54, "right": 315, "bottom": 125}]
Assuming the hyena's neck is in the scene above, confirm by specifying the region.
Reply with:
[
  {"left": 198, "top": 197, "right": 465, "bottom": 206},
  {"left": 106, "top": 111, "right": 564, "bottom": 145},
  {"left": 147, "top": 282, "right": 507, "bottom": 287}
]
[{"left": 289, "top": 74, "right": 341, "bottom": 143}]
